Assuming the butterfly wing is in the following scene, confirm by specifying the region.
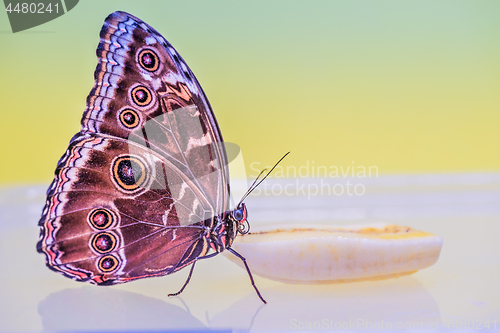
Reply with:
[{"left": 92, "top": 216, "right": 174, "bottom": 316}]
[
  {"left": 84, "top": 11, "right": 228, "bottom": 212},
  {"left": 37, "top": 11, "right": 229, "bottom": 284}
]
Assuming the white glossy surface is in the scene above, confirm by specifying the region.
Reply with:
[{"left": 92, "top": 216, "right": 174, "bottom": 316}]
[{"left": 1, "top": 173, "right": 499, "bottom": 332}]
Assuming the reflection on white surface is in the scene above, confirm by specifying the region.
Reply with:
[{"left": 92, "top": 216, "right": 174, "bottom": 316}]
[
  {"left": 38, "top": 287, "right": 206, "bottom": 331},
  {"left": 0, "top": 173, "right": 499, "bottom": 332},
  {"left": 211, "top": 278, "right": 440, "bottom": 331}
]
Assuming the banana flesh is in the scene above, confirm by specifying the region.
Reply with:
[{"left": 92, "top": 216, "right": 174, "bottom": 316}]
[{"left": 224, "top": 224, "right": 443, "bottom": 284}]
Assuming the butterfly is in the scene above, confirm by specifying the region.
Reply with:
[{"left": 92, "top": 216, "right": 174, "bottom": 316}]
[{"left": 37, "top": 11, "right": 267, "bottom": 303}]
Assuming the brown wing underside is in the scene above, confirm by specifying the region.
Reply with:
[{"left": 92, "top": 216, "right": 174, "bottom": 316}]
[
  {"left": 37, "top": 134, "right": 211, "bottom": 284},
  {"left": 38, "top": 11, "right": 231, "bottom": 284}
]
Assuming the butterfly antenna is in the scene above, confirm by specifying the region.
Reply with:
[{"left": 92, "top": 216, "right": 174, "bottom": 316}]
[
  {"left": 239, "top": 169, "right": 267, "bottom": 202},
  {"left": 238, "top": 152, "right": 290, "bottom": 206}
]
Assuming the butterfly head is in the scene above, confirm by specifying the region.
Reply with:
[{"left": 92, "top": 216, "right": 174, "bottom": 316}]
[{"left": 232, "top": 203, "right": 249, "bottom": 234}]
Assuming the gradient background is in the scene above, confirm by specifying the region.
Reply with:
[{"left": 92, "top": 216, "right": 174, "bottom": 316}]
[{"left": 1, "top": 0, "right": 499, "bottom": 185}]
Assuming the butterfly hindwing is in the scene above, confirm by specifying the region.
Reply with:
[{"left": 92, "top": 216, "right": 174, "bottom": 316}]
[{"left": 38, "top": 132, "right": 215, "bottom": 284}]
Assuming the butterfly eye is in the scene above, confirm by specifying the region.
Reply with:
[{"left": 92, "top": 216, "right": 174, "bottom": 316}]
[
  {"left": 233, "top": 204, "right": 247, "bottom": 223},
  {"left": 138, "top": 49, "right": 159, "bottom": 72},
  {"left": 234, "top": 209, "right": 243, "bottom": 221}
]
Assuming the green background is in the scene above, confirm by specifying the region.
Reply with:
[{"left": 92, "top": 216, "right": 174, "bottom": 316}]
[{"left": 1, "top": 0, "right": 499, "bottom": 184}]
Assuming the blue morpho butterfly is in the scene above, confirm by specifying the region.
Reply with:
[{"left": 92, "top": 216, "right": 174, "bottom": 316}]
[{"left": 37, "top": 11, "right": 288, "bottom": 304}]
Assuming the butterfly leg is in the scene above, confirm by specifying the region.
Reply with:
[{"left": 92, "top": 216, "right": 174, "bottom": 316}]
[
  {"left": 168, "top": 252, "right": 219, "bottom": 297},
  {"left": 227, "top": 247, "right": 267, "bottom": 304}
]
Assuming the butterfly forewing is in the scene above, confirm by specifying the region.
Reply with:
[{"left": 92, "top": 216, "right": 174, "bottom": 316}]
[
  {"left": 84, "top": 11, "right": 229, "bottom": 214},
  {"left": 38, "top": 11, "right": 230, "bottom": 285}
]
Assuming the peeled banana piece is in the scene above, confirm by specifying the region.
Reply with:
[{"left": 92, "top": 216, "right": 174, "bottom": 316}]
[{"left": 225, "top": 224, "right": 443, "bottom": 284}]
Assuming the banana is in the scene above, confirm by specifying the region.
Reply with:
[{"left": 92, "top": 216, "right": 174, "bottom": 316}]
[{"left": 224, "top": 224, "right": 443, "bottom": 284}]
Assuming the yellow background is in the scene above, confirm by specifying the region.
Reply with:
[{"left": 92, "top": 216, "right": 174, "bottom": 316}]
[{"left": 1, "top": 0, "right": 499, "bottom": 185}]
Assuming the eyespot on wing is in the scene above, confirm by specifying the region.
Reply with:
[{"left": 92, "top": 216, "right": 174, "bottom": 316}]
[{"left": 224, "top": 223, "right": 443, "bottom": 284}]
